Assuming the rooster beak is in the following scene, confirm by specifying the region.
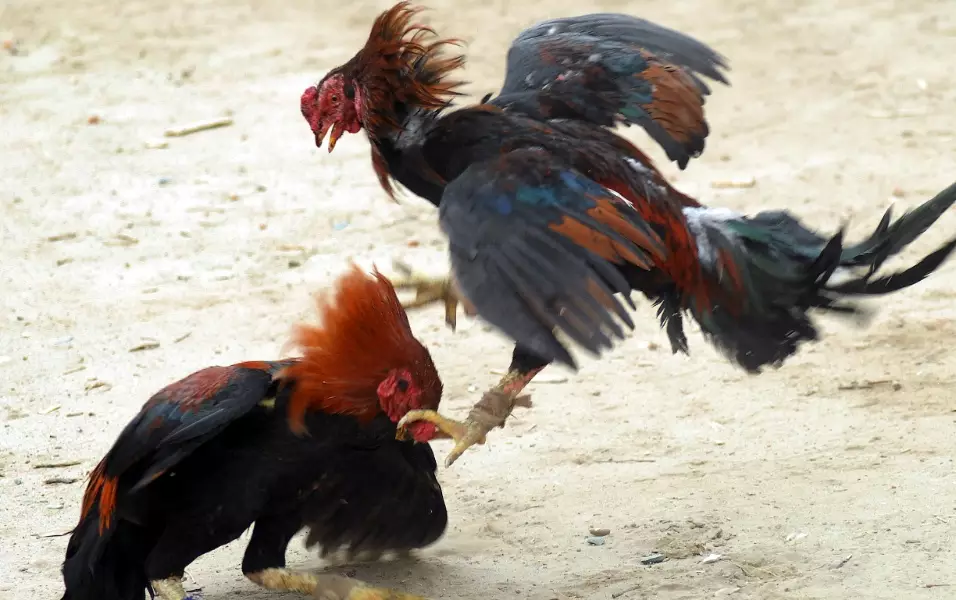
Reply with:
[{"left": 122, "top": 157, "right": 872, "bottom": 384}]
[
  {"left": 313, "top": 119, "right": 332, "bottom": 150},
  {"left": 327, "top": 122, "right": 345, "bottom": 153}
]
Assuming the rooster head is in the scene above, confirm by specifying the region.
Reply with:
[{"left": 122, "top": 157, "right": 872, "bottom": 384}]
[
  {"left": 280, "top": 265, "right": 444, "bottom": 443},
  {"left": 300, "top": 2, "right": 464, "bottom": 153},
  {"left": 301, "top": 73, "right": 363, "bottom": 153}
]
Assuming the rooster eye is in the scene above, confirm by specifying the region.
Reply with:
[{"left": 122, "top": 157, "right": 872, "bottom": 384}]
[
  {"left": 330, "top": 94, "right": 339, "bottom": 103},
  {"left": 396, "top": 378, "right": 409, "bottom": 393}
]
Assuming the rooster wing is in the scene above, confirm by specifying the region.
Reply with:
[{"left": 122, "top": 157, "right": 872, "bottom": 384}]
[
  {"left": 438, "top": 147, "right": 671, "bottom": 367},
  {"left": 489, "top": 13, "right": 730, "bottom": 168},
  {"left": 100, "top": 360, "right": 292, "bottom": 494}
]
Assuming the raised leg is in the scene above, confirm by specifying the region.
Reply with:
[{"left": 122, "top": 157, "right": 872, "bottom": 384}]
[
  {"left": 389, "top": 259, "right": 476, "bottom": 331},
  {"left": 399, "top": 345, "right": 550, "bottom": 467}
]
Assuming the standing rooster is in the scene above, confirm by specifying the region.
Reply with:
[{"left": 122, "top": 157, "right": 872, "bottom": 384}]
[
  {"left": 61, "top": 266, "right": 447, "bottom": 600},
  {"left": 300, "top": 2, "right": 956, "bottom": 467}
]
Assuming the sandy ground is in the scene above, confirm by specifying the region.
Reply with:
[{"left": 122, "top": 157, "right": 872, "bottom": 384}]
[{"left": 2, "top": 0, "right": 956, "bottom": 598}]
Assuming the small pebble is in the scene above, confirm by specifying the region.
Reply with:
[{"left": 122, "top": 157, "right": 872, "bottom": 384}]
[
  {"left": 158, "top": 177, "right": 172, "bottom": 186},
  {"left": 586, "top": 536, "right": 605, "bottom": 546},
  {"left": 641, "top": 553, "right": 665, "bottom": 565},
  {"left": 588, "top": 527, "right": 610, "bottom": 537}
]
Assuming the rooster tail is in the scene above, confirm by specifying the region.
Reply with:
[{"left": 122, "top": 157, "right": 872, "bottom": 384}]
[
  {"left": 61, "top": 504, "right": 151, "bottom": 600},
  {"left": 677, "top": 181, "right": 956, "bottom": 372}
]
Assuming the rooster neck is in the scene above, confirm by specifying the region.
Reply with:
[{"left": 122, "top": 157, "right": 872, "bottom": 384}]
[
  {"left": 366, "top": 105, "right": 447, "bottom": 206},
  {"left": 370, "top": 104, "right": 435, "bottom": 150}
]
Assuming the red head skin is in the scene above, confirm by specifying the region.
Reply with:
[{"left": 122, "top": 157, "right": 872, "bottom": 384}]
[
  {"left": 377, "top": 367, "right": 438, "bottom": 442},
  {"left": 301, "top": 74, "right": 363, "bottom": 153}
]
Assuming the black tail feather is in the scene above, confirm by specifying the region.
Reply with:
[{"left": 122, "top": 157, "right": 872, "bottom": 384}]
[
  {"left": 828, "top": 238, "right": 956, "bottom": 295},
  {"left": 840, "top": 180, "right": 956, "bottom": 273},
  {"left": 679, "top": 182, "right": 955, "bottom": 373}
]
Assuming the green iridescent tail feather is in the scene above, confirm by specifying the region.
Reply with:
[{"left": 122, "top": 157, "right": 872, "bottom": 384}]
[{"left": 675, "top": 181, "right": 956, "bottom": 373}]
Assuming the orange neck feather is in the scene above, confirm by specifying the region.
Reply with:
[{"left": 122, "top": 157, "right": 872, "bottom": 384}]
[
  {"left": 345, "top": 1, "right": 466, "bottom": 138},
  {"left": 278, "top": 265, "right": 437, "bottom": 434}
]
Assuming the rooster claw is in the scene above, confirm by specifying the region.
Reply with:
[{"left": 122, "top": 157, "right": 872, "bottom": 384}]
[
  {"left": 397, "top": 409, "right": 488, "bottom": 467},
  {"left": 389, "top": 259, "right": 462, "bottom": 331},
  {"left": 341, "top": 585, "right": 428, "bottom": 600}
]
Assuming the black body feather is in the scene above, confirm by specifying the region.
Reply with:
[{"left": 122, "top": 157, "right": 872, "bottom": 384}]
[
  {"left": 61, "top": 361, "right": 446, "bottom": 600},
  {"left": 319, "top": 8, "right": 955, "bottom": 379}
]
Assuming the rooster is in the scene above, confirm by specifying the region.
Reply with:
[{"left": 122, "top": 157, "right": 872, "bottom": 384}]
[
  {"left": 300, "top": 2, "right": 956, "bottom": 467},
  {"left": 61, "top": 266, "right": 447, "bottom": 600}
]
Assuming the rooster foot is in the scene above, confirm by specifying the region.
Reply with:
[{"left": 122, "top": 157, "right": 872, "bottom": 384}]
[
  {"left": 398, "top": 391, "right": 532, "bottom": 467},
  {"left": 389, "top": 259, "right": 462, "bottom": 331},
  {"left": 398, "top": 410, "right": 486, "bottom": 466},
  {"left": 247, "top": 569, "right": 426, "bottom": 599},
  {"left": 342, "top": 585, "right": 428, "bottom": 600},
  {"left": 151, "top": 576, "right": 201, "bottom": 600}
]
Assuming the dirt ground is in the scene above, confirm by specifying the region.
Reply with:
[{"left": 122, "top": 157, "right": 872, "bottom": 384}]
[{"left": 2, "top": 0, "right": 955, "bottom": 598}]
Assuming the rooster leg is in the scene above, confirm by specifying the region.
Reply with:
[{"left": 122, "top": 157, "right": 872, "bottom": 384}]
[
  {"left": 400, "top": 359, "right": 545, "bottom": 467},
  {"left": 150, "top": 576, "right": 200, "bottom": 600},
  {"left": 389, "top": 259, "right": 476, "bottom": 331},
  {"left": 247, "top": 569, "right": 426, "bottom": 599}
]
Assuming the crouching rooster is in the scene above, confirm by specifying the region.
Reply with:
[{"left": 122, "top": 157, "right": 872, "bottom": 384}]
[
  {"left": 300, "top": 2, "right": 956, "bottom": 467},
  {"left": 61, "top": 266, "right": 447, "bottom": 600}
]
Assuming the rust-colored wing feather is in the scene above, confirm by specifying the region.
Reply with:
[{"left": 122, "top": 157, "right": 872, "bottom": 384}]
[
  {"left": 489, "top": 12, "right": 730, "bottom": 168},
  {"left": 438, "top": 147, "right": 669, "bottom": 367}
]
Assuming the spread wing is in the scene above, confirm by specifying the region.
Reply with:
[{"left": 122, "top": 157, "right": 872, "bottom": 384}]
[
  {"left": 439, "top": 147, "right": 670, "bottom": 367},
  {"left": 102, "top": 360, "right": 291, "bottom": 492},
  {"left": 303, "top": 437, "right": 448, "bottom": 556},
  {"left": 488, "top": 13, "right": 730, "bottom": 168}
]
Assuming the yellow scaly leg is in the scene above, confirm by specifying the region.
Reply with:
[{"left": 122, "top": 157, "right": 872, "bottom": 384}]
[
  {"left": 247, "top": 568, "right": 427, "bottom": 600},
  {"left": 398, "top": 368, "right": 539, "bottom": 467}
]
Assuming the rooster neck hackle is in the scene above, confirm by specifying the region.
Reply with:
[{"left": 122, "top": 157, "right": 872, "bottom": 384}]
[
  {"left": 347, "top": 1, "right": 466, "bottom": 139},
  {"left": 278, "top": 264, "right": 441, "bottom": 433}
]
